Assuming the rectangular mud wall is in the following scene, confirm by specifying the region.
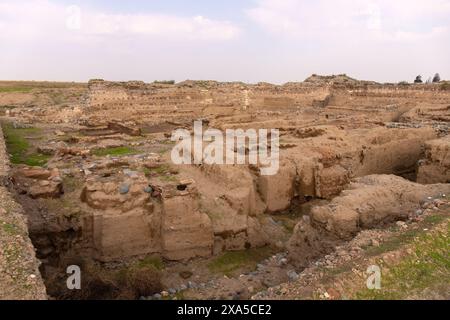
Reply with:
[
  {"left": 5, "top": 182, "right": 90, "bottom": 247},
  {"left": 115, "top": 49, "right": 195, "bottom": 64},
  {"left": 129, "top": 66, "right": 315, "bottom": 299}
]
[{"left": 0, "top": 124, "right": 47, "bottom": 299}]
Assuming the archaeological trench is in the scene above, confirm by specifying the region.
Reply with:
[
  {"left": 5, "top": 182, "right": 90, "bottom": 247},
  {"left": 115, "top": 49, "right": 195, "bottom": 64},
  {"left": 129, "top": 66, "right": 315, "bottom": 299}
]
[{"left": 0, "top": 75, "right": 449, "bottom": 299}]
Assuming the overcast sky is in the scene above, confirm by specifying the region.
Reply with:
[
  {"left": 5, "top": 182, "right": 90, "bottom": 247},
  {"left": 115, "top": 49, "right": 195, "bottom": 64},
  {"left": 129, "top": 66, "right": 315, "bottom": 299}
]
[{"left": 0, "top": 0, "right": 449, "bottom": 83}]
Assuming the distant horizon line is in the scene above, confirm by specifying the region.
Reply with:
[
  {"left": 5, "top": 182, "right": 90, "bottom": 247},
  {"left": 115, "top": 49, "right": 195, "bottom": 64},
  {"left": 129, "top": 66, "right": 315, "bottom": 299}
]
[{"left": 0, "top": 74, "right": 447, "bottom": 86}]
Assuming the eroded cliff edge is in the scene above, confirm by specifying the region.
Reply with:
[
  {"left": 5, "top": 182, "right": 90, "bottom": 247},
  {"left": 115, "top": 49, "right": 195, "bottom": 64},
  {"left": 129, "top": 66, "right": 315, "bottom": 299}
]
[{"left": 0, "top": 124, "right": 47, "bottom": 300}]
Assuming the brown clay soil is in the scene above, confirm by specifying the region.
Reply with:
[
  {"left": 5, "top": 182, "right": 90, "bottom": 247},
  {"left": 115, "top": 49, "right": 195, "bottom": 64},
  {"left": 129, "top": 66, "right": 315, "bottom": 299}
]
[{"left": 0, "top": 76, "right": 449, "bottom": 300}]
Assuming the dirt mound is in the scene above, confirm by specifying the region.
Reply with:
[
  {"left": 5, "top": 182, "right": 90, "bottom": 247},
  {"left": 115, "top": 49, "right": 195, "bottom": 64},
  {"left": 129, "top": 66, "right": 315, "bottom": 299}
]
[
  {"left": 288, "top": 175, "right": 450, "bottom": 267},
  {"left": 304, "top": 74, "right": 364, "bottom": 85}
]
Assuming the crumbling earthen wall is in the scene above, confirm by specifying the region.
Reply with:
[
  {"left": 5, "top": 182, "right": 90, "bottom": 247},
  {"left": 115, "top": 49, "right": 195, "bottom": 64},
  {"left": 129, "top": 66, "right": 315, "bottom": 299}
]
[
  {"left": 258, "top": 126, "right": 438, "bottom": 213},
  {"left": 0, "top": 125, "right": 47, "bottom": 299},
  {"left": 287, "top": 175, "right": 450, "bottom": 267},
  {"left": 81, "top": 175, "right": 215, "bottom": 262},
  {"left": 417, "top": 136, "right": 450, "bottom": 184},
  {"left": 0, "top": 126, "right": 9, "bottom": 179}
]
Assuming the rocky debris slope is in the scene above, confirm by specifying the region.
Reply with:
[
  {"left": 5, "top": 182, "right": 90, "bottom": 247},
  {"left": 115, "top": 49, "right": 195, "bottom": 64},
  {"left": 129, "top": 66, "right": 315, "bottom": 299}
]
[
  {"left": 0, "top": 127, "right": 9, "bottom": 179},
  {"left": 254, "top": 196, "right": 449, "bottom": 300},
  {"left": 0, "top": 188, "right": 48, "bottom": 300},
  {"left": 0, "top": 126, "right": 47, "bottom": 300},
  {"left": 287, "top": 175, "right": 450, "bottom": 267}
]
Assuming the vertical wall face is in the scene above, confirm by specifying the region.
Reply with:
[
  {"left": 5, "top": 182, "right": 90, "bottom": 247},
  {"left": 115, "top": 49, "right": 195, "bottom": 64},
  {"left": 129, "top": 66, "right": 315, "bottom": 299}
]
[
  {"left": 0, "top": 124, "right": 47, "bottom": 299},
  {"left": 162, "top": 194, "right": 214, "bottom": 261},
  {"left": 80, "top": 177, "right": 216, "bottom": 262},
  {"left": 417, "top": 137, "right": 450, "bottom": 184},
  {"left": 0, "top": 127, "right": 9, "bottom": 179}
]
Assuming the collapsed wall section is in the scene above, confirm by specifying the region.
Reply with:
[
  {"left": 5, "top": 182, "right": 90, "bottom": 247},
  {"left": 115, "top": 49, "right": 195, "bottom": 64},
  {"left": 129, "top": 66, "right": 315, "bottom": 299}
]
[
  {"left": 287, "top": 175, "right": 450, "bottom": 267},
  {"left": 417, "top": 136, "right": 450, "bottom": 184},
  {"left": 258, "top": 127, "right": 438, "bottom": 212}
]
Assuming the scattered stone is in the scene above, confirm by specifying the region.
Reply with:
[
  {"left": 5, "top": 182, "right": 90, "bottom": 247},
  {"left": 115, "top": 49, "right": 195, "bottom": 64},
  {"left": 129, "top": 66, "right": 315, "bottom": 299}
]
[
  {"left": 179, "top": 284, "right": 187, "bottom": 291},
  {"left": 123, "top": 169, "right": 139, "bottom": 179},
  {"left": 179, "top": 179, "right": 195, "bottom": 186},
  {"left": 17, "top": 167, "right": 51, "bottom": 180},
  {"left": 54, "top": 130, "right": 66, "bottom": 136},
  {"left": 29, "top": 181, "right": 63, "bottom": 199},
  {"left": 278, "top": 258, "right": 288, "bottom": 266},
  {"left": 119, "top": 184, "right": 130, "bottom": 194},
  {"left": 287, "top": 270, "right": 299, "bottom": 282},
  {"left": 371, "top": 239, "right": 380, "bottom": 247},
  {"left": 153, "top": 293, "right": 162, "bottom": 300},
  {"left": 396, "top": 221, "right": 408, "bottom": 229},
  {"left": 161, "top": 291, "right": 169, "bottom": 297}
]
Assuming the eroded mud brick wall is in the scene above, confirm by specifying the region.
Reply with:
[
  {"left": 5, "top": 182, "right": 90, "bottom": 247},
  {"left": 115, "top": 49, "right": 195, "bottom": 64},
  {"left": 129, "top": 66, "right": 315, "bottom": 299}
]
[
  {"left": 0, "top": 126, "right": 9, "bottom": 178},
  {"left": 0, "top": 124, "right": 47, "bottom": 299}
]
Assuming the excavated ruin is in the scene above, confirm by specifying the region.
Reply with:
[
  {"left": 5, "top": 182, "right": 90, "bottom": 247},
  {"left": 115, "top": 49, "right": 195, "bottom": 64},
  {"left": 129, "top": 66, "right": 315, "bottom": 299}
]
[{"left": 1, "top": 76, "right": 449, "bottom": 299}]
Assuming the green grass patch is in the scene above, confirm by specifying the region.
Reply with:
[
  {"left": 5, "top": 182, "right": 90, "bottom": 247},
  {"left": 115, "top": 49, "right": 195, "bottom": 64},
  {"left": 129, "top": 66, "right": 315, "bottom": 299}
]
[
  {"left": 208, "top": 247, "right": 274, "bottom": 276},
  {"left": 151, "top": 164, "right": 170, "bottom": 175},
  {"left": 272, "top": 215, "right": 297, "bottom": 233},
  {"left": 365, "top": 214, "right": 448, "bottom": 257},
  {"left": 440, "top": 81, "right": 450, "bottom": 91},
  {"left": 92, "top": 146, "right": 139, "bottom": 157},
  {"left": 136, "top": 256, "right": 165, "bottom": 271},
  {"left": 143, "top": 167, "right": 151, "bottom": 177},
  {"left": 159, "top": 175, "right": 177, "bottom": 182},
  {"left": 355, "top": 222, "right": 450, "bottom": 300},
  {"left": 145, "top": 164, "right": 178, "bottom": 181},
  {"left": 365, "top": 229, "right": 421, "bottom": 257},
  {"left": 22, "top": 153, "right": 51, "bottom": 167},
  {"left": 1, "top": 222, "right": 21, "bottom": 236},
  {"left": 2, "top": 123, "right": 49, "bottom": 166},
  {"left": 153, "top": 80, "right": 175, "bottom": 85},
  {"left": 0, "top": 87, "right": 33, "bottom": 93}
]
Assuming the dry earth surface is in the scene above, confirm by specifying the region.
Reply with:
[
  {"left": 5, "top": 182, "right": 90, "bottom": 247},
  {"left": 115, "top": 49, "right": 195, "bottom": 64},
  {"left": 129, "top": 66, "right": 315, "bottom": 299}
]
[{"left": 0, "top": 75, "right": 449, "bottom": 300}]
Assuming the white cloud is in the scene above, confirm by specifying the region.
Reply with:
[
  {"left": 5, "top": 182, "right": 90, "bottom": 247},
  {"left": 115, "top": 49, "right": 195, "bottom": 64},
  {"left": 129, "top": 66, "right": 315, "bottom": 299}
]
[
  {"left": 245, "top": 0, "right": 450, "bottom": 83},
  {"left": 247, "top": 0, "right": 450, "bottom": 40},
  {"left": 0, "top": 0, "right": 448, "bottom": 83},
  {"left": 0, "top": 0, "right": 240, "bottom": 41}
]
